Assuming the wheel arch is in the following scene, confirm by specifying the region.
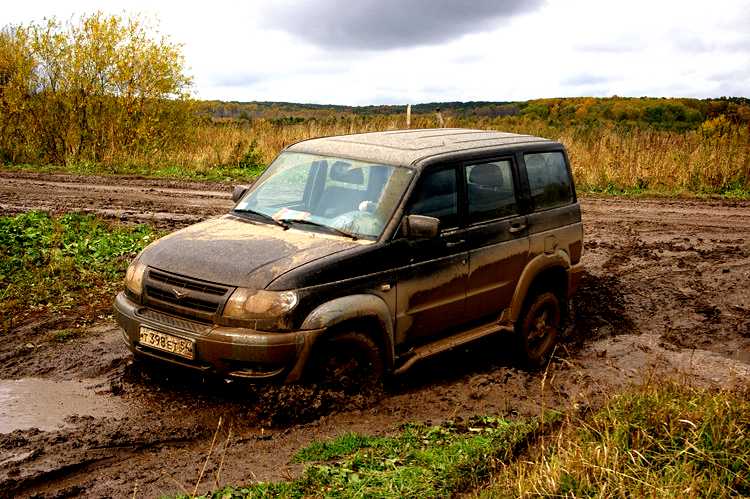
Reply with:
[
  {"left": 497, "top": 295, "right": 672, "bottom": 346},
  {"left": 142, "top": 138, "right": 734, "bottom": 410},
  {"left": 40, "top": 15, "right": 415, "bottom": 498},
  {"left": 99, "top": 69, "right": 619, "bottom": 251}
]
[
  {"left": 300, "top": 294, "right": 395, "bottom": 371},
  {"left": 507, "top": 250, "right": 571, "bottom": 323}
]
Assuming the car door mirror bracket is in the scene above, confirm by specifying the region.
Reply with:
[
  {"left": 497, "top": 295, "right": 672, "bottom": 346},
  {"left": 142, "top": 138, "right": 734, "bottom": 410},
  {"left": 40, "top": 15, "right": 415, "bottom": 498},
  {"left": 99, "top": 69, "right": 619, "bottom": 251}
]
[{"left": 232, "top": 185, "right": 249, "bottom": 203}]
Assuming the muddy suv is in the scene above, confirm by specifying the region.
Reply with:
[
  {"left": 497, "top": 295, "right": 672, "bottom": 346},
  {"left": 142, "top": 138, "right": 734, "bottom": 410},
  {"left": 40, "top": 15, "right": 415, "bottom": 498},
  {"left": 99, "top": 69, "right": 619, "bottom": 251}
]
[{"left": 114, "top": 129, "right": 583, "bottom": 385}]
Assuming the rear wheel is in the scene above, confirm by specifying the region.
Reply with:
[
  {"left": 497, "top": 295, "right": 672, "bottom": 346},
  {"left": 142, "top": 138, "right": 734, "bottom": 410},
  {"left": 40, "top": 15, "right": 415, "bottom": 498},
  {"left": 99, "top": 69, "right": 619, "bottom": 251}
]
[
  {"left": 516, "top": 291, "right": 561, "bottom": 368},
  {"left": 311, "top": 331, "right": 384, "bottom": 392}
]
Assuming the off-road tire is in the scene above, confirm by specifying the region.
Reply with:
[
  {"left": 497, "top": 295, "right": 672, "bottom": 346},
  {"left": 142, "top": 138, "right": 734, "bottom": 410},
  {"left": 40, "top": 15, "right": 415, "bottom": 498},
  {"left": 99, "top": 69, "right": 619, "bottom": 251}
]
[
  {"left": 311, "top": 331, "right": 384, "bottom": 392},
  {"left": 515, "top": 291, "right": 561, "bottom": 368}
]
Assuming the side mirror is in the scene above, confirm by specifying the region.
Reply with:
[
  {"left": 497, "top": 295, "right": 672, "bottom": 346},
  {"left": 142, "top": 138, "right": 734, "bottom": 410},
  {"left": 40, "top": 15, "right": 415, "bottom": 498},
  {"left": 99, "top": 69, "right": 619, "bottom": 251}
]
[
  {"left": 232, "top": 185, "right": 249, "bottom": 203},
  {"left": 401, "top": 215, "right": 440, "bottom": 239}
]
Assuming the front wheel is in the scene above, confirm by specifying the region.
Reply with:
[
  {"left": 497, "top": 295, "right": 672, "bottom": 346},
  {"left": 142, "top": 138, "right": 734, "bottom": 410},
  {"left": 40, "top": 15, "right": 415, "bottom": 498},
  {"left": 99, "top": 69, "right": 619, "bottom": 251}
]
[
  {"left": 516, "top": 292, "right": 561, "bottom": 368},
  {"left": 310, "top": 331, "right": 384, "bottom": 392}
]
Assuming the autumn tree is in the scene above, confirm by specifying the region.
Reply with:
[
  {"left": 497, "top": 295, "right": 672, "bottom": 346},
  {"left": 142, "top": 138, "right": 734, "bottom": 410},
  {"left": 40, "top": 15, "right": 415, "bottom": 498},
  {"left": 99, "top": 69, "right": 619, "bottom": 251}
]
[{"left": 0, "top": 12, "right": 193, "bottom": 165}]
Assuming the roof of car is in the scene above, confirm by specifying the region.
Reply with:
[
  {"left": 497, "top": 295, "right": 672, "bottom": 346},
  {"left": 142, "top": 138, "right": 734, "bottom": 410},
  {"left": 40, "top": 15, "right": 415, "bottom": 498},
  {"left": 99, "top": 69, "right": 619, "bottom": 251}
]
[{"left": 286, "top": 128, "right": 558, "bottom": 167}]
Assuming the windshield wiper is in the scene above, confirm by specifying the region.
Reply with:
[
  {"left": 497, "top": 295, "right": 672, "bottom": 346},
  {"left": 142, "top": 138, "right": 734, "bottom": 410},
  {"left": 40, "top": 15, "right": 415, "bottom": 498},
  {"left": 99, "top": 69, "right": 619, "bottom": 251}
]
[
  {"left": 278, "top": 218, "right": 358, "bottom": 240},
  {"left": 234, "top": 208, "right": 289, "bottom": 229}
]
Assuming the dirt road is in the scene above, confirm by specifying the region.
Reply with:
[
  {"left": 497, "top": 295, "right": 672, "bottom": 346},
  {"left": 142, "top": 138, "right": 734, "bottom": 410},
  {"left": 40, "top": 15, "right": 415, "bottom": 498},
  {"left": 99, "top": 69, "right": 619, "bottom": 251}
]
[{"left": 1, "top": 172, "right": 749, "bottom": 498}]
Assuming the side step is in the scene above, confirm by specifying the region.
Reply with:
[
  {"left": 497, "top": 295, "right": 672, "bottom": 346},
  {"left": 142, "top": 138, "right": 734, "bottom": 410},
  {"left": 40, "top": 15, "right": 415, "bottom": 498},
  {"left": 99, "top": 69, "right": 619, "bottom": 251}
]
[{"left": 393, "top": 322, "right": 514, "bottom": 376}]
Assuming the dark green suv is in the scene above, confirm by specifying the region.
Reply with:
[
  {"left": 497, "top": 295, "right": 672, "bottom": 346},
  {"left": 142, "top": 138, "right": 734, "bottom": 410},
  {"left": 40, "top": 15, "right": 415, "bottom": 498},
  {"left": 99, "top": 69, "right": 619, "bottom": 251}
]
[{"left": 114, "top": 129, "right": 583, "bottom": 384}]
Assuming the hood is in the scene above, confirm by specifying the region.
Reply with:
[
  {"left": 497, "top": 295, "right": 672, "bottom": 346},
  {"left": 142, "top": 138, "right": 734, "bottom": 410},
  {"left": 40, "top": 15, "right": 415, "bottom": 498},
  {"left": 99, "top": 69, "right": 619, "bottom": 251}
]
[{"left": 138, "top": 215, "right": 362, "bottom": 289}]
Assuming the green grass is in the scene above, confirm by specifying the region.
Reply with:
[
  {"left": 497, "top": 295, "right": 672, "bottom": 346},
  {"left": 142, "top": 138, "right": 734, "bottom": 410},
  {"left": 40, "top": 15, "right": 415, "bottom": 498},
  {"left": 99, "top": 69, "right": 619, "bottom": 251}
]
[
  {"left": 1, "top": 161, "right": 265, "bottom": 182},
  {"left": 0, "top": 211, "right": 158, "bottom": 331},
  {"left": 51, "top": 328, "right": 84, "bottom": 342},
  {"left": 190, "top": 383, "right": 750, "bottom": 499},
  {"left": 191, "top": 414, "right": 557, "bottom": 499},
  {"left": 578, "top": 181, "right": 750, "bottom": 200},
  {"left": 480, "top": 382, "right": 750, "bottom": 497}
]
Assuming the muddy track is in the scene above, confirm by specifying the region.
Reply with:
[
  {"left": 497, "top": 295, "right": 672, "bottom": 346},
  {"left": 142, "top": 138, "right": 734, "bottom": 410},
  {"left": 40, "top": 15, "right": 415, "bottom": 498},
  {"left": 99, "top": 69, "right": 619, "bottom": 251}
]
[
  {"left": 0, "top": 171, "right": 235, "bottom": 229},
  {"left": 1, "top": 171, "right": 750, "bottom": 498}
]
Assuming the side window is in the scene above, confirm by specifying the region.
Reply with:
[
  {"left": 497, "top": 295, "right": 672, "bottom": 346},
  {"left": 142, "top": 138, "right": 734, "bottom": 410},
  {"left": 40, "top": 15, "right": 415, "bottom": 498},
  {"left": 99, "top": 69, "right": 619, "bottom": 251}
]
[
  {"left": 407, "top": 167, "right": 458, "bottom": 229},
  {"left": 465, "top": 160, "right": 517, "bottom": 222},
  {"left": 524, "top": 152, "right": 573, "bottom": 211}
]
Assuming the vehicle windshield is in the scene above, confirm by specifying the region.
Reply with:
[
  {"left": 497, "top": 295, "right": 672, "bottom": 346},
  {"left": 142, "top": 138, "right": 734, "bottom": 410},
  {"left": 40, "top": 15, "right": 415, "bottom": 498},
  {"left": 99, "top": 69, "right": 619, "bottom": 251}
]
[{"left": 234, "top": 152, "right": 414, "bottom": 239}]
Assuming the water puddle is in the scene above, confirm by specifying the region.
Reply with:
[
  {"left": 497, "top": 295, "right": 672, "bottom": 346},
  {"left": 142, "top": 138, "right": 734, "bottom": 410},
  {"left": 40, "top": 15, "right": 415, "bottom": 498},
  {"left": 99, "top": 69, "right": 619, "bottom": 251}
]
[{"left": 0, "top": 378, "right": 125, "bottom": 433}]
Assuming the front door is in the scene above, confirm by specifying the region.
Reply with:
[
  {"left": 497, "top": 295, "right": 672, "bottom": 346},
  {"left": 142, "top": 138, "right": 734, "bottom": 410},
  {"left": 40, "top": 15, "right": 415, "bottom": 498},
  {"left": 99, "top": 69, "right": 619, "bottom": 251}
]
[{"left": 394, "top": 165, "right": 469, "bottom": 345}]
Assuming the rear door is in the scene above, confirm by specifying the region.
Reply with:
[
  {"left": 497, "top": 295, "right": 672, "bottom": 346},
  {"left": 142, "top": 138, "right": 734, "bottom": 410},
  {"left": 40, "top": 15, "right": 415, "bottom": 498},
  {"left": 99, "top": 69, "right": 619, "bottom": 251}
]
[
  {"left": 394, "top": 164, "right": 469, "bottom": 344},
  {"left": 462, "top": 157, "right": 530, "bottom": 321},
  {"left": 521, "top": 150, "right": 582, "bottom": 266}
]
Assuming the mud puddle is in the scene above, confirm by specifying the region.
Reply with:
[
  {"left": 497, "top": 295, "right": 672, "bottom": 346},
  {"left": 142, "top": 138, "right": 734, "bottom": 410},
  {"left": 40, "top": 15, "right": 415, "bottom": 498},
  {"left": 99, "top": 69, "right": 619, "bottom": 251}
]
[{"left": 0, "top": 378, "right": 124, "bottom": 433}]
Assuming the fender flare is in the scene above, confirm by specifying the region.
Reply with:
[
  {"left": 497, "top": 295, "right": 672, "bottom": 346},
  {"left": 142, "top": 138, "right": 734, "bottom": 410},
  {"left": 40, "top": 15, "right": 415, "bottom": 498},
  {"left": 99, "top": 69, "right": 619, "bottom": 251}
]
[
  {"left": 507, "top": 250, "right": 571, "bottom": 323},
  {"left": 300, "top": 294, "right": 396, "bottom": 370}
]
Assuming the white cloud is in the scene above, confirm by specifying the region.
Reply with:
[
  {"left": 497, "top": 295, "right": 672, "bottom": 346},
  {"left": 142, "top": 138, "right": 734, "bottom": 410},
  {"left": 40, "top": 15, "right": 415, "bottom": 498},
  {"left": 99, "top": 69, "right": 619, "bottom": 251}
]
[{"left": 2, "top": 0, "right": 748, "bottom": 104}]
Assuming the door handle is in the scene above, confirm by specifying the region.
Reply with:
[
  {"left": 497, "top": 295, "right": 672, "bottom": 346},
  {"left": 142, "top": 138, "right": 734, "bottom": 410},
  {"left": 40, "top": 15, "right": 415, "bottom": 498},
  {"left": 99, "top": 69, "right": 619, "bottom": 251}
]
[
  {"left": 509, "top": 224, "right": 527, "bottom": 234},
  {"left": 445, "top": 239, "right": 465, "bottom": 248}
]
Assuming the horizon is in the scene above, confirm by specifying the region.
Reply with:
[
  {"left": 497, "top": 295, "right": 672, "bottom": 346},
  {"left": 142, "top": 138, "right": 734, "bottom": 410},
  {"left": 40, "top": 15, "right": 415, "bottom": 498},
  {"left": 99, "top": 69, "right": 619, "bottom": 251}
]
[{"left": 202, "top": 96, "right": 749, "bottom": 107}]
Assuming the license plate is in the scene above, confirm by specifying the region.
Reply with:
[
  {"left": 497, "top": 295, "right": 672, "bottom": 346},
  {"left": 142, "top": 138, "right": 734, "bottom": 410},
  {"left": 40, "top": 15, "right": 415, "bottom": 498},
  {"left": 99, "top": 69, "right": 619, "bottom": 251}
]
[{"left": 139, "top": 326, "right": 195, "bottom": 360}]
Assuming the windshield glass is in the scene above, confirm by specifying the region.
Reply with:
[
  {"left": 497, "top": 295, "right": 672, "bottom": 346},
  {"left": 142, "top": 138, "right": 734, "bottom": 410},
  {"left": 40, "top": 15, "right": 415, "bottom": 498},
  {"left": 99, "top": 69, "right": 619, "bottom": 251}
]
[{"left": 235, "top": 152, "right": 414, "bottom": 239}]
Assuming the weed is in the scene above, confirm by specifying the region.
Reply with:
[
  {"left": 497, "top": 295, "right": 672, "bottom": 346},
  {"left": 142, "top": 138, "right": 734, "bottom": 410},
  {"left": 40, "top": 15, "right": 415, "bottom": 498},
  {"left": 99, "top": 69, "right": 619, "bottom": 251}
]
[
  {"left": 0, "top": 212, "right": 157, "bottom": 332},
  {"left": 51, "top": 328, "right": 82, "bottom": 342}
]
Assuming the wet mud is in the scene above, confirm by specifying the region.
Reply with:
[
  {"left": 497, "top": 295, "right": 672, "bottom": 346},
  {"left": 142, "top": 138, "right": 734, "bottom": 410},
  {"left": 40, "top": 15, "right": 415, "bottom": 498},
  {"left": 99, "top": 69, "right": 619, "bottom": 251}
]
[{"left": 1, "top": 173, "right": 750, "bottom": 497}]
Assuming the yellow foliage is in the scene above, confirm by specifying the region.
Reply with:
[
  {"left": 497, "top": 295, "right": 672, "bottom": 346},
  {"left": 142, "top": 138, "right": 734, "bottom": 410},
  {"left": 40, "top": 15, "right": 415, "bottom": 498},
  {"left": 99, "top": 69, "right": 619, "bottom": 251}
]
[{"left": 0, "top": 12, "right": 192, "bottom": 165}]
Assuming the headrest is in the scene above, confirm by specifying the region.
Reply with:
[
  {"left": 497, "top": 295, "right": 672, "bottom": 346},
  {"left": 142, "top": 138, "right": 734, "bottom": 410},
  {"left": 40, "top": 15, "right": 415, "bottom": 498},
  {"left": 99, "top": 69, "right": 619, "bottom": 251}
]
[
  {"left": 469, "top": 164, "right": 503, "bottom": 187},
  {"left": 330, "top": 161, "right": 364, "bottom": 184}
]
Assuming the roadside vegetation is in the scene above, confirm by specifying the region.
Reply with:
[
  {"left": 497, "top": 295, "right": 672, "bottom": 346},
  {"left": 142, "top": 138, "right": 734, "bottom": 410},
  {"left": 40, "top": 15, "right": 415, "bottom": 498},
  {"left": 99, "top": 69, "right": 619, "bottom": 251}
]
[
  {"left": 0, "top": 211, "right": 156, "bottom": 332},
  {"left": 1, "top": 13, "right": 749, "bottom": 195},
  {"left": 191, "top": 413, "right": 556, "bottom": 499},
  {"left": 481, "top": 381, "right": 750, "bottom": 497},
  {"left": 192, "top": 382, "right": 749, "bottom": 498}
]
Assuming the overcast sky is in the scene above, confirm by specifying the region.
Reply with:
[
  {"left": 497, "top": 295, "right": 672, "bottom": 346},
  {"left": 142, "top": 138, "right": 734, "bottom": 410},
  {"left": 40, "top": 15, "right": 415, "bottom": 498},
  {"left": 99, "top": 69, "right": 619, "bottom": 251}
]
[{"left": 4, "top": 0, "right": 749, "bottom": 105}]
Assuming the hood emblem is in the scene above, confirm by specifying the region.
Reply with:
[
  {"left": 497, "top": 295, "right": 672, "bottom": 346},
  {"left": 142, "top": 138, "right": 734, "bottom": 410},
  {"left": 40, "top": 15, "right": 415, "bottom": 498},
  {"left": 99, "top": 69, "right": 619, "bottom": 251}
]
[{"left": 171, "top": 288, "right": 189, "bottom": 300}]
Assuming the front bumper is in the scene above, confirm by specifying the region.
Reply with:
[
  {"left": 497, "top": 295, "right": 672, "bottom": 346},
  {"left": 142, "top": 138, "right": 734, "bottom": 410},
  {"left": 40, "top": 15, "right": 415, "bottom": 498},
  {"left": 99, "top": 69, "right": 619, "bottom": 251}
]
[{"left": 113, "top": 292, "right": 322, "bottom": 382}]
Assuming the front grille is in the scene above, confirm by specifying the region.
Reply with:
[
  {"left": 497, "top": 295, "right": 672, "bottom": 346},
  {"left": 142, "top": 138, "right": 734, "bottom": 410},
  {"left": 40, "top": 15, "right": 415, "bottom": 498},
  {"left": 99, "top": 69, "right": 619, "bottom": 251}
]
[
  {"left": 136, "top": 308, "right": 211, "bottom": 334},
  {"left": 143, "top": 268, "right": 232, "bottom": 322},
  {"left": 146, "top": 286, "right": 218, "bottom": 313},
  {"left": 148, "top": 269, "right": 228, "bottom": 295}
]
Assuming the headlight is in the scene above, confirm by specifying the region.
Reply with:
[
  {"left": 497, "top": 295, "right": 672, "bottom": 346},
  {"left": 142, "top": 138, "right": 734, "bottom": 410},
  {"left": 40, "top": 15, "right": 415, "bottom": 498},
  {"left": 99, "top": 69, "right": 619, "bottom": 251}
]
[
  {"left": 124, "top": 261, "right": 147, "bottom": 297},
  {"left": 223, "top": 288, "right": 298, "bottom": 320}
]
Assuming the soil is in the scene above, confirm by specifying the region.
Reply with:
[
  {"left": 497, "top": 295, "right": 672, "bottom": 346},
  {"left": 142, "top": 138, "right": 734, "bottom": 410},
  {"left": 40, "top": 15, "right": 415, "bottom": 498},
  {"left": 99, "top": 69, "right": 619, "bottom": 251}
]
[{"left": 1, "top": 171, "right": 750, "bottom": 498}]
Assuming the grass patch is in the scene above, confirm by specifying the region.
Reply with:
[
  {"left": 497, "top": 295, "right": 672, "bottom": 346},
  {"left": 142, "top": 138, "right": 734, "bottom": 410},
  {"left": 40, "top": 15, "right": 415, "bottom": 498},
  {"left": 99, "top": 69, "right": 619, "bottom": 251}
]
[
  {"left": 578, "top": 183, "right": 750, "bottom": 200},
  {"left": 181, "top": 383, "right": 750, "bottom": 498},
  {"left": 0, "top": 211, "right": 158, "bottom": 331},
  {"left": 481, "top": 382, "right": 750, "bottom": 497},
  {"left": 51, "top": 328, "right": 84, "bottom": 343},
  {"left": 2, "top": 161, "right": 265, "bottom": 182},
  {"left": 194, "top": 414, "right": 558, "bottom": 498}
]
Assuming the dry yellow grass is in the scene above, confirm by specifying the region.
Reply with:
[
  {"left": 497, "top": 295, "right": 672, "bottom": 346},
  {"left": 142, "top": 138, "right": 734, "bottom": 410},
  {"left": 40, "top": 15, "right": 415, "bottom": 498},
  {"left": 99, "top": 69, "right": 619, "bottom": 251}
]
[
  {"left": 163, "top": 116, "right": 749, "bottom": 195},
  {"left": 477, "top": 382, "right": 750, "bottom": 498}
]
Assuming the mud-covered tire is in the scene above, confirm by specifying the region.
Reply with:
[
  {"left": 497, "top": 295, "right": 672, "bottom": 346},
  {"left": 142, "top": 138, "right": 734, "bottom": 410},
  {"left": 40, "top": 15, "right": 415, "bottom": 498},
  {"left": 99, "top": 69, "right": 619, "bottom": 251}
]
[
  {"left": 310, "top": 331, "right": 384, "bottom": 392},
  {"left": 515, "top": 291, "right": 561, "bottom": 368}
]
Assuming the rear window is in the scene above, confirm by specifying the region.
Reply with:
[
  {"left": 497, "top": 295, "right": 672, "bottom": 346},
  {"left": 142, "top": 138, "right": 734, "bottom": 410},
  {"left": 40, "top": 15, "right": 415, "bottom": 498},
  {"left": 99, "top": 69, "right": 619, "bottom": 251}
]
[{"left": 524, "top": 152, "right": 573, "bottom": 210}]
